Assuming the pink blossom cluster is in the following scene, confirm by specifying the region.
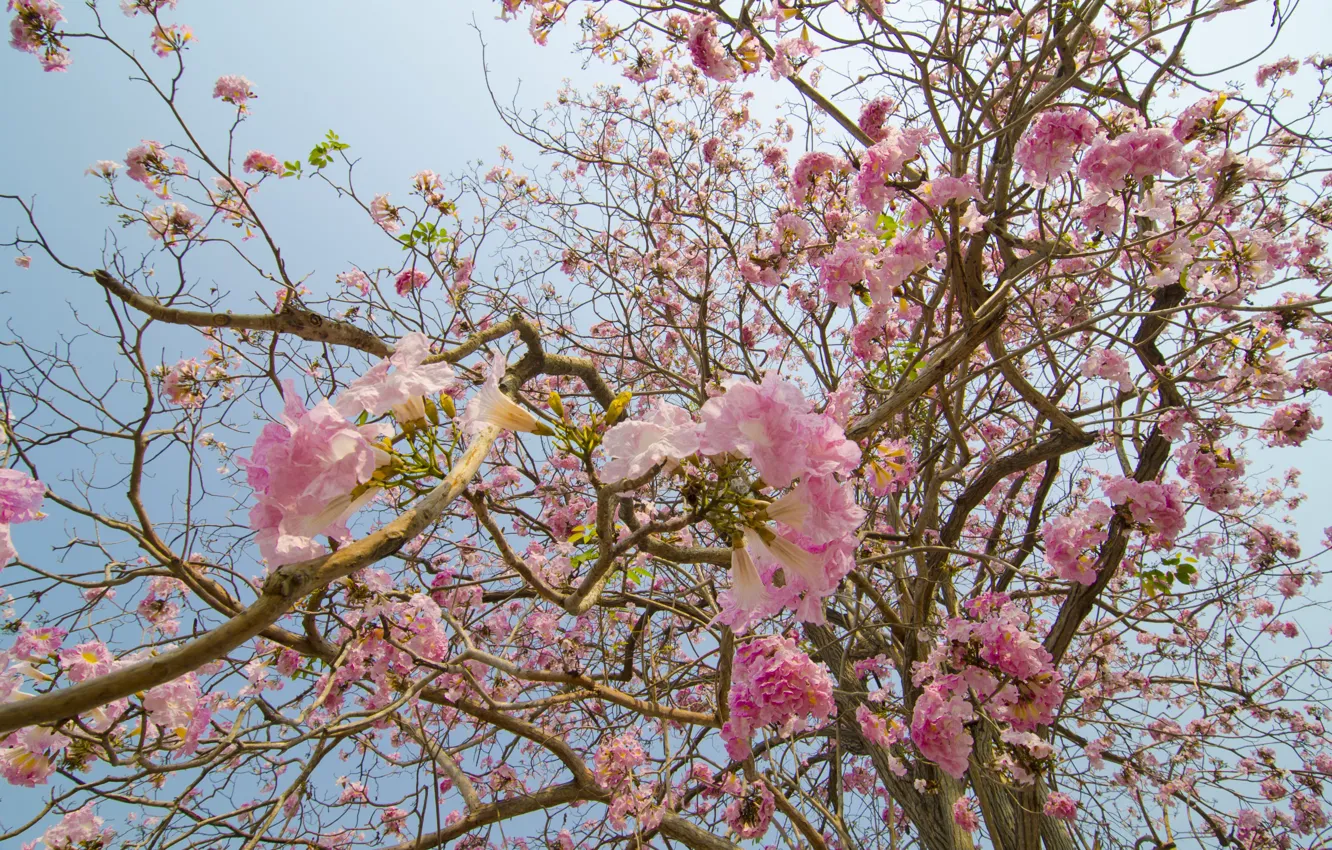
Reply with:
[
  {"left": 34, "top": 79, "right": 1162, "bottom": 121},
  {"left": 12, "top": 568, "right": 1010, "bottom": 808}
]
[
  {"left": 1256, "top": 57, "right": 1300, "bottom": 87},
  {"left": 143, "top": 672, "right": 212, "bottom": 754},
  {"left": 593, "top": 730, "right": 646, "bottom": 788},
  {"left": 8, "top": 0, "right": 68, "bottom": 71},
  {"left": 0, "top": 725, "right": 70, "bottom": 786},
  {"left": 1014, "top": 108, "right": 1099, "bottom": 187},
  {"left": 1043, "top": 792, "right": 1078, "bottom": 821},
  {"left": 911, "top": 594, "right": 1062, "bottom": 779},
  {"left": 722, "top": 780, "right": 775, "bottom": 839},
  {"left": 161, "top": 358, "right": 204, "bottom": 407},
  {"left": 1078, "top": 128, "right": 1186, "bottom": 197},
  {"left": 854, "top": 126, "right": 931, "bottom": 212},
  {"left": 857, "top": 97, "right": 896, "bottom": 142},
  {"left": 598, "top": 401, "right": 700, "bottom": 483},
  {"left": 125, "top": 140, "right": 187, "bottom": 199},
  {"left": 686, "top": 15, "right": 739, "bottom": 82},
  {"left": 1080, "top": 347, "right": 1134, "bottom": 392},
  {"left": 145, "top": 202, "right": 202, "bottom": 243},
  {"left": 35, "top": 805, "right": 114, "bottom": 850},
  {"left": 212, "top": 74, "right": 255, "bottom": 109},
  {"left": 149, "top": 22, "right": 192, "bottom": 57},
  {"left": 1041, "top": 500, "right": 1112, "bottom": 585},
  {"left": 789, "top": 151, "right": 848, "bottom": 204},
  {"left": 721, "top": 635, "right": 836, "bottom": 760},
  {"left": 1102, "top": 476, "right": 1187, "bottom": 545},
  {"left": 821, "top": 228, "right": 938, "bottom": 306},
  {"left": 1175, "top": 440, "right": 1246, "bottom": 512},
  {"left": 394, "top": 268, "right": 428, "bottom": 295},
  {"left": 337, "top": 268, "right": 372, "bottom": 295},
  {"left": 242, "top": 150, "right": 282, "bottom": 175},
  {"left": 0, "top": 467, "right": 45, "bottom": 567},
  {"left": 121, "top": 0, "right": 177, "bottom": 15},
  {"left": 240, "top": 380, "right": 391, "bottom": 566},
  {"left": 370, "top": 193, "right": 402, "bottom": 233},
  {"left": 334, "top": 332, "right": 457, "bottom": 425},
  {"left": 1261, "top": 402, "right": 1323, "bottom": 447}
]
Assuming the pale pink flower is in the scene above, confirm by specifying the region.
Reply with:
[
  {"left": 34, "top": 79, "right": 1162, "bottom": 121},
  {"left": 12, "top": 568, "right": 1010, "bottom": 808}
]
[
  {"left": 125, "top": 140, "right": 187, "bottom": 198},
  {"left": 213, "top": 74, "right": 254, "bottom": 109},
  {"left": 1043, "top": 792, "right": 1078, "bottom": 821},
  {"left": 910, "top": 686, "right": 974, "bottom": 779},
  {"left": 686, "top": 15, "right": 739, "bottom": 82},
  {"left": 855, "top": 126, "right": 931, "bottom": 212},
  {"left": 459, "top": 354, "right": 544, "bottom": 436},
  {"left": 39, "top": 804, "right": 114, "bottom": 849},
  {"left": 1262, "top": 403, "right": 1322, "bottom": 447},
  {"left": 13, "top": 626, "right": 64, "bottom": 660},
  {"left": 1102, "top": 477, "right": 1187, "bottom": 545},
  {"left": 121, "top": 0, "right": 177, "bottom": 15},
  {"left": 336, "top": 269, "right": 372, "bottom": 295},
  {"left": 857, "top": 97, "right": 896, "bottom": 142},
  {"left": 8, "top": 0, "right": 68, "bottom": 72},
  {"left": 1081, "top": 347, "right": 1133, "bottom": 392},
  {"left": 1014, "top": 108, "right": 1098, "bottom": 187},
  {"left": 335, "top": 332, "right": 457, "bottom": 424},
  {"left": 1078, "top": 128, "right": 1185, "bottom": 196},
  {"left": 599, "top": 402, "right": 699, "bottom": 483},
  {"left": 394, "top": 268, "right": 428, "bottom": 295},
  {"left": 59, "top": 641, "right": 113, "bottom": 682},
  {"left": 149, "top": 22, "right": 192, "bottom": 57},
  {"left": 0, "top": 467, "right": 45, "bottom": 567},
  {"left": 0, "top": 726, "right": 71, "bottom": 786},
  {"left": 146, "top": 202, "right": 202, "bottom": 243},
  {"left": 790, "top": 151, "right": 848, "bottom": 204},
  {"left": 721, "top": 636, "right": 835, "bottom": 761},
  {"left": 161, "top": 359, "right": 203, "bottom": 408},
  {"left": 242, "top": 150, "right": 282, "bottom": 175},
  {"left": 952, "top": 797, "right": 980, "bottom": 832},
  {"left": 1041, "top": 501, "right": 1112, "bottom": 585},
  {"left": 84, "top": 160, "right": 119, "bottom": 178},
  {"left": 370, "top": 194, "right": 402, "bottom": 233},
  {"left": 1256, "top": 57, "right": 1299, "bottom": 87},
  {"left": 240, "top": 380, "right": 391, "bottom": 566},
  {"left": 14, "top": 255, "right": 31, "bottom": 268},
  {"left": 728, "top": 540, "right": 769, "bottom": 613},
  {"left": 722, "top": 780, "right": 775, "bottom": 838}
]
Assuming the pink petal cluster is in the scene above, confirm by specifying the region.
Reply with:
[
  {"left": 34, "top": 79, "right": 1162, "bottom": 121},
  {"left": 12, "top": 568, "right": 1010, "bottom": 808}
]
[
  {"left": 1043, "top": 792, "right": 1078, "bottom": 822},
  {"left": 59, "top": 640, "right": 113, "bottom": 682},
  {"left": 12, "top": 626, "right": 64, "bottom": 659},
  {"left": 1175, "top": 440, "right": 1246, "bottom": 512},
  {"left": 855, "top": 126, "right": 931, "bottom": 212},
  {"left": 1102, "top": 476, "right": 1187, "bottom": 545},
  {"left": 149, "top": 22, "right": 192, "bottom": 57},
  {"left": 0, "top": 726, "right": 71, "bottom": 786},
  {"left": 125, "top": 140, "right": 187, "bottom": 199},
  {"left": 146, "top": 202, "right": 202, "bottom": 243},
  {"left": 1078, "top": 128, "right": 1186, "bottom": 197},
  {"left": 1041, "top": 501, "right": 1112, "bottom": 585},
  {"left": 0, "top": 467, "right": 45, "bottom": 567},
  {"left": 599, "top": 402, "right": 700, "bottom": 483},
  {"left": 335, "top": 332, "right": 457, "bottom": 424},
  {"left": 240, "top": 380, "right": 390, "bottom": 566},
  {"left": 1080, "top": 347, "right": 1134, "bottom": 392},
  {"left": 1014, "top": 108, "right": 1099, "bottom": 187},
  {"left": 394, "top": 268, "right": 429, "bottom": 295},
  {"left": 370, "top": 193, "right": 402, "bottom": 233},
  {"left": 212, "top": 74, "right": 255, "bottom": 108},
  {"left": 161, "top": 358, "right": 203, "bottom": 407},
  {"left": 1256, "top": 57, "right": 1300, "bottom": 87},
  {"left": 699, "top": 372, "right": 857, "bottom": 488},
  {"left": 143, "top": 672, "right": 211, "bottom": 754},
  {"left": 722, "top": 780, "right": 776, "bottom": 839},
  {"left": 767, "top": 473, "right": 866, "bottom": 545},
  {"left": 790, "top": 151, "right": 848, "bottom": 204},
  {"left": 37, "top": 804, "right": 114, "bottom": 849},
  {"left": 337, "top": 268, "right": 372, "bottom": 295},
  {"left": 952, "top": 796, "right": 980, "bottom": 832},
  {"left": 8, "top": 0, "right": 69, "bottom": 72},
  {"left": 242, "top": 150, "right": 282, "bottom": 175},
  {"left": 121, "top": 0, "right": 177, "bottom": 15},
  {"left": 857, "top": 97, "right": 896, "bottom": 142},
  {"left": 721, "top": 635, "right": 836, "bottom": 760},
  {"left": 1261, "top": 402, "right": 1323, "bottom": 447},
  {"left": 909, "top": 686, "right": 975, "bottom": 779},
  {"left": 686, "top": 15, "right": 739, "bottom": 82},
  {"left": 593, "top": 729, "right": 646, "bottom": 788}
]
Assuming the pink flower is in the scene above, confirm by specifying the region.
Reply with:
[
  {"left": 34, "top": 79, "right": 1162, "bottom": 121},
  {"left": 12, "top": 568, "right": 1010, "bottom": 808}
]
[
  {"left": 856, "top": 704, "right": 901, "bottom": 748},
  {"left": 459, "top": 354, "right": 545, "bottom": 436},
  {"left": 121, "top": 0, "right": 177, "bottom": 15},
  {"left": 855, "top": 127, "right": 931, "bottom": 212},
  {"left": 0, "top": 467, "right": 44, "bottom": 567},
  {"left": 722, "top": 781, "right": 775, "bottom": 839},
  {"left": 593, "top": 730, "right": 646, "bottom": 788},
  {"left": 8, "top": 0, "right": 69, "bottom": 72},
  {"left": 14, "top": 255, "right": 30, "bottom": 268},
  {"left": 149, "top": 22, "right": 192, "bottom": 57},
  {"left": 394, "top": 268, "right": 428, "bottom": 296},
  {"left": 143, "top": 673, "right": 211, "bottom": 753},
  {"left": 1176, "top": 440, "right": 1245, "bottom": 512},
  {"left": 242, "top": 150, "right": 282, "bottom": 175},
  {"left": 85, "top": 160, "right": 119, "bottom": 178},
  {"left": 125, "top": 140, "right": 187, "bottom": 198},
  {"left": 13, "top": 626, "right": 64, "bottom": 660},
  {"left": 686, "top": 15, "right": 739, "bottom": 82},
  {"left": 1080, "top": 348, "right": 1132, "bottom": 393},
  {"left": 599, "top": 402, "right": 700, "bottom": 483},
  {"left": 146, "top": 202, "right": 202, "bottom": 243},
  {"left": 790, "top": 151, "right": 848, "bottom": 204},
  {"left": 1041, "top": 501, "right": 1112, "bottom": 585},
  {"left": 868, "top": 440, "right": 914, "bottom": 496},
  {"left": 819, "top": 239, "right": 871, "bottom": 306},
  {"left": 952, "top": 797, "right": 980, "bottom": 832},
  {"left": 370, "top": 194, "right": 402, "bottom": 233},
  {"left": 161, "top": 359, "right": 203, "bottom": 408},
  {"left": 1043, "top": 792, "right": 1078, "bottom": 821},
  {"left": 766, "top": 474, "right": 865, "bottom": 545},
  {"left": 337, "top": 269, "right": 372, "bottom": 295},
  {"left": 721, "top": 636, "right": 836, "bottom": 760},
  {"left": 1256, "top": 57, "right": 1299, "bottom": 87},
  {"left": 1014, "top": 108, "right": 1098, "bottom": 187},
  {"left": 727, "top": 539, "right": 769, "bottom": 614},
  {"left": 0, "top": 726, "right": 71, "bottom": 786},
  {"left": 1102, "top": 477, "right": 1187, "bottom": 545},
  {"left": 1078, "top": 128, "right": 1185, "bottom": 197},
  {"left": 910, "top": 685, "right": 974, "bottom": 779},
  {"left": 38, "top": 804, "right": 114, "bottom": 849},
  {"left": 240, "top": 380, "right": 391, "bottom": 566},
  {"left": 1262, "top": 403, "right": 1322, "bottom": 447},
  {"left": 213, "top": 74, "right": 255, "bottom": 109},
  {"left": 59, "top": 641, "right": 113, "bottom": 682},
  {"left": 334, "top": 332, "right": 457, "bottom": 424},
  {"left": 857, "top": 97, "right": 896, "bottom": 142}
]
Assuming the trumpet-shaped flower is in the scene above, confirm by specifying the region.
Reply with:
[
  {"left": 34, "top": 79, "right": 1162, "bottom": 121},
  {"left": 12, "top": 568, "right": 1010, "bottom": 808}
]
[
  {"left": 599, "top": 402, "right": 700, "bottom": 483},
  {"left": 460, "top": 354, "right": 546, "bottom": 436},
  {"left": 729, "top": 539, "right": 769, "bottom": 613},
  {"left": 0, "top": 467, "right": 44, "bottom": 567},
  {"left": 335, "top": 332, "right": 457, "bottom": 425},
  {"left": 241, "top": 380, "right": 391, "bottom": 565}
]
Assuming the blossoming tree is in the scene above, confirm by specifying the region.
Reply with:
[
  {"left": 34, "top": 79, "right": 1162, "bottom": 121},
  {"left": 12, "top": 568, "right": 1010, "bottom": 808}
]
[{"left": 3, "top": 0, "right": 1332, "bottom": 849}]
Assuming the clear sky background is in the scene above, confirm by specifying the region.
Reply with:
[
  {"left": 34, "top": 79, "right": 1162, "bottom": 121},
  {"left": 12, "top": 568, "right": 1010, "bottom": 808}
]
[{"left": 1, "top": 0, "right": 1331, "bottom": 845}]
